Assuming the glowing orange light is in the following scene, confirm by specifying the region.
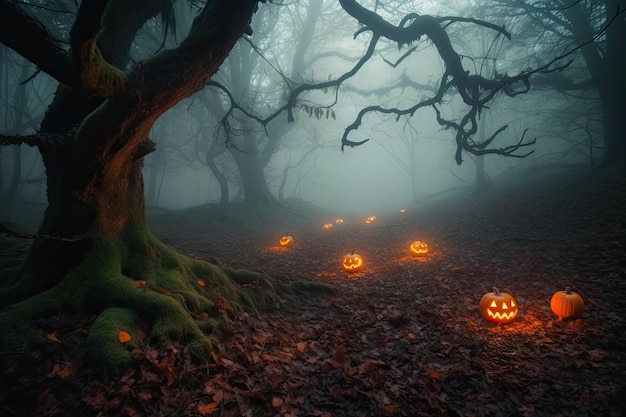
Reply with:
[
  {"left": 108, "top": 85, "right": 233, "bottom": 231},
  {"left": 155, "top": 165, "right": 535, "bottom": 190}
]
[
  {"left": 335, "top": 218, "right": 344, "bottom": 224},
  {"left": 342, "top": 252, "right": 363, "bottom": 272},
  {"left": 365, "top": 216, "right": 376, "bottom": 224},
  {"left": 400, "top": 208, "right": 406, "bottom": 213},
  {"left": 323, "top": 223, "right": 333, "bottom": 230},
  {"left": 279, "top": 235, "right": 294, "bottom": 247},
  {"left": 479, "top": 287, "right": 518, "bottom": 324},
  {"left": 409, "top": 241, "right": 428, "bottom": 256}
]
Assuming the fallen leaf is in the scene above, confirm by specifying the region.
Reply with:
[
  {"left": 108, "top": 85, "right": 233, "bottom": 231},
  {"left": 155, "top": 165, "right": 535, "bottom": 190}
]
[
  {"left": 157, "top": 360, "right": 175, "bottom": 386},
  {"left": 118, "top": 331, "right": 131, "bottom": 344},
  {"left": 197, "top": 279, "right": 206, "bottom": 287},
  {"left": 197, "top": 402, "right": 220, "bottom": 416},
  {"left": 425, "top": 369, "right": 442, "bottom": 380},
  {"left": 135, "top": 280, "right": 147, "bottom": 288},
  {"left": 45, "top": 331, "right": 62, "bottom": 344},
  {"left": 272, "top": 397, "right": 283, "bottom": 408},
  {"left": 47, "top": 362, "right": 74, "bottom": 380}
]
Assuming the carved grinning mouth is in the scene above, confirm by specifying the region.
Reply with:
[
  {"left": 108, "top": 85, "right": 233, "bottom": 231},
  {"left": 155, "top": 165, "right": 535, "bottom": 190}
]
[
  {"left": 487, "top": 309, "right": 517, "bottom": 320},
  {"left": 487, "top": 300, "right": 517, "bottom": 320}
]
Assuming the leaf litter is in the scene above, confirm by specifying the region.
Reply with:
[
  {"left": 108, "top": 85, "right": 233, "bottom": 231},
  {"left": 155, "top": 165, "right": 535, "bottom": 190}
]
[{"left": 2, "top": 170, "right": 626, "bottom": 416}]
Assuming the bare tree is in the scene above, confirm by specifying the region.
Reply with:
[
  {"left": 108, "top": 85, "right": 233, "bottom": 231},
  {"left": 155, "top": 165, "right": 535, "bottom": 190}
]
[{"left": 0, "top": 0, "right": 564, "bottom": 368}]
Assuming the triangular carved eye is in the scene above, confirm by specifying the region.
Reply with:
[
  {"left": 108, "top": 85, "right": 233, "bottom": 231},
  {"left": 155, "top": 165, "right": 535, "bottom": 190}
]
[
  {"left": 490, "top": 301, "right": 497, "bottom": 308},
  {"left": 501, "top": 302, "right": 509, "bottom": 310},
  {"left": 510, "top": 301, "right": 516, "bottom": 307}
]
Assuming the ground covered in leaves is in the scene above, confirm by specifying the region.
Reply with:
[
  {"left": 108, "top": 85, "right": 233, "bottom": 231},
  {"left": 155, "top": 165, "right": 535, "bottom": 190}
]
[{"left": 2, "top": 168, "right": 626, "bottom": 417}]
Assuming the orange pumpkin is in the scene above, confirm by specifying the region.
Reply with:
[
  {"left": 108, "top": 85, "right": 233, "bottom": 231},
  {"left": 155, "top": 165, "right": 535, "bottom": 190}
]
[
  {"left": 479, "top": 287, "right": 518, "bottom": 324},
  {"left": 279, "top": 235, "right": 294, "bottom": 246},
  {"left": 342, "top": 252, "right": 363, "bottom": 272},
  {"left": 550, "top": 287, "right": 584, "bottom": 319},
  {"left": 409, "top": 241, "right": 428, "bottom": 256},
  {"left": 323, "top": 223, "right": 333, "bottom": 230}
]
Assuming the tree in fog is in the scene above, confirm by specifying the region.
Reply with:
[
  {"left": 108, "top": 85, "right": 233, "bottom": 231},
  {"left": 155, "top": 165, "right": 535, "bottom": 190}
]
[
  {"left": 489, "top": 0, "right": 626, "bottom": 168},
  {"left": 0, "top": 0, "right": 554, "bottom": 367}
]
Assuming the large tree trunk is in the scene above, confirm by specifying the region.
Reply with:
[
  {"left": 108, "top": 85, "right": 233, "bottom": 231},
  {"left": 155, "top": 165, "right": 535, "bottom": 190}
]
[
  {"left": 564, "top": 0, "right": 626, "bottom": 169},
  {"left": 1, "top": 0, "right": 271, "bottom": 369},
  {"left": 230, "top": 131, "right": 278, "bottom": 205}
]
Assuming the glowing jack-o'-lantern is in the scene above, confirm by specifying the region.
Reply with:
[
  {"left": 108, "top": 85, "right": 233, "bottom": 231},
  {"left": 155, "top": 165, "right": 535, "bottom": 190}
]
[
  {"left": 409, "top": 241, "right": 429, "bottom": 256},
  {"left": 342, "top": 252, "right": 363, "bottom": 272},
  {"left": 365, "top": 216, "right": 376, "bottom": 224},
  {"left": 479, "top": 287, "right": 518, "bottom": 324},
  {"left": 550, "top": 287, "right": 584, "bottom": 319},
  {"left": 323, "top": 223, "right": 333, "bottom": 230},
  {"left": 279, "top": 235, "right": 294, "bottom": 247},
  {"left": 336, "top": 218, "right": 344, "bottom": 224},
  {"left": 400, "top": 208, "right": 406, "bottom": 213}
]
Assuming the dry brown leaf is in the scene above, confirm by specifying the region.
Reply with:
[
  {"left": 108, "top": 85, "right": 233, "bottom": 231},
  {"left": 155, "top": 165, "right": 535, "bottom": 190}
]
[
  {"left": 271, "top": 397, "right": 283, "bottom": 408},
  {"left": 157, "top": 360, "right": 175, "bottom": 386},
  {"left": 425, "top": 369, "right": 442, "bottom": 380},
  {"left": 45, "top": 331, "right": 62, "bottom": 344},
  {"left": 47, "top": 363, "right": 74, "bottom": 380},
  {"left": 135, "top": 280, "right": 147, "bottom": 288},
  {"left": 197, "top": 279, "right": 206, "bottom": 287},
  {"left": 197, "top": 402, "right": 220, "bottom": 416}
]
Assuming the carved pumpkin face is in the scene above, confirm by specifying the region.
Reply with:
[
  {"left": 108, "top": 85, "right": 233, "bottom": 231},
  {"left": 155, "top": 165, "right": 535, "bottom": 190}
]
[
  {"left": 479, "top": 287, "right": 518, "bottom": 324},
  {"left": 550, "top": 287, "right": 584, "bottom": 319},
  {"left": 409, "top": 241, "right": 428, "bottom": 256},
  {"left": 323, "top": 223, "right": 333, "bottom": 230},
  {"left": 279, "top": 235, "right": 294, "bottom": 247},
  {"left": 342, "top": 252, "right": 363, "bottom": 272}
]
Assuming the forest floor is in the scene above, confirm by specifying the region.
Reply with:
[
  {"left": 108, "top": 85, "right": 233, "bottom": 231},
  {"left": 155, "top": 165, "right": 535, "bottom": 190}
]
[{"left": 2, "top": 167, "right": 626, "bottom": 417}]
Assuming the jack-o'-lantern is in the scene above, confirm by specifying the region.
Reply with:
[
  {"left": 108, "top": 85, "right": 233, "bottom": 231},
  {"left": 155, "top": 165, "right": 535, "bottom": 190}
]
[
  {"left": 279, "top": 235, "right": 294, "bottom": 247},
  {"left": 336, "top": 218, "right": 344, "bottom": 224},
  {"left": 365, "top": 216, "right": 376, "bottom": 224},
  {"left": 342, "top": 252, "right": 363, "bottom": 272},
  {"left": 550, "top": 287, "right": 584, "bottom": 319},
  {"left": 409, "top": 241, "right": 428, "bottom": 256},
  {"left": 400, "top": 208, "right": 406, "bottom": 213},
  {"left": 323, "top": 223, "right": 333, "bottom": 230},
  {"left": 479, "top": 287, "right": 518, "bottom": 324}
]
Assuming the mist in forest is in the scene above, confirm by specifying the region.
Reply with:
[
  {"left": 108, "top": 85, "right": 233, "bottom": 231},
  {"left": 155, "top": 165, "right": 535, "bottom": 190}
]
[{"left": 0, "top": 0, "right": 608, "bottom": 224}]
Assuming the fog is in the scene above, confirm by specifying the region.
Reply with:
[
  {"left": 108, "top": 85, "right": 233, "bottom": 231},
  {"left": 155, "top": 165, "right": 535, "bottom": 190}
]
[{"left": 1, "top": 0, "right": 607, "bottom": 224}]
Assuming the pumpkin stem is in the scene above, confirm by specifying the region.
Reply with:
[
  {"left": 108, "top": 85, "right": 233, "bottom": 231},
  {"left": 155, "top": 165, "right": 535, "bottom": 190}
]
[
  {"left": 492, "top": 287, "right": 501, "bottom": 296},
  {"left": 565, "top": 286, "right": 571, "bottom": 294}
]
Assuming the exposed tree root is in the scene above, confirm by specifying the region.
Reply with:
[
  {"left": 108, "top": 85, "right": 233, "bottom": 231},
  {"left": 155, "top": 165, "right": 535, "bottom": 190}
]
[{"left": 0, "top": 230, "right": 294, "bottom": 373}]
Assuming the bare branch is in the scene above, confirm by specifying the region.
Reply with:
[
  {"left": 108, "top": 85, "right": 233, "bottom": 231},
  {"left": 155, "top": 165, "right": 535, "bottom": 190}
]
[
  {"left": 70, "top": 0, "right": 127, "bottom": 96},
  {"left": 0, "top": 0, "right": 77, "bottom": 87},
  {"left": 0, "top": 132, "right": 71, "bottom": 147}
]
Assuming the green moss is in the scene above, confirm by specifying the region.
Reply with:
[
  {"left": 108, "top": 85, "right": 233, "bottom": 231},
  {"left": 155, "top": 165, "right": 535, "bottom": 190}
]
[
  {"left": 0, "top": 222, "right": 325, "bottom": 369},
  {"left": 86, "top": 307, "right": 138, "bottom": 371}
]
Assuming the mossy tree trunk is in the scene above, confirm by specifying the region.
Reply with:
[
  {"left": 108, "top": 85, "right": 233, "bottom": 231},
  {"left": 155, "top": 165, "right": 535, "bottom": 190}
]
[{"left": 0, "top": 0, "right": 269, "bottom": 369}]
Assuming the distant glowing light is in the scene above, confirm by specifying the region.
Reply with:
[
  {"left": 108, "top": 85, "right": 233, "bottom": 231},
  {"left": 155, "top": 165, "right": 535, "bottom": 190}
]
[{"left": 409, "top": 241, "right": 428, "bottom": 256}]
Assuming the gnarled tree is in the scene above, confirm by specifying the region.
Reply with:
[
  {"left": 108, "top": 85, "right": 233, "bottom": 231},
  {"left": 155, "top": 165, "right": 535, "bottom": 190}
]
[{"left": 0, "top": 0, "right": 556, "bottom": 368}]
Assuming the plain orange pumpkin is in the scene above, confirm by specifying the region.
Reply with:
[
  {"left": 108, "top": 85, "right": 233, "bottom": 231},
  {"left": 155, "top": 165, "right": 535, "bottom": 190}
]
[{"left": 550, "top": 287, "right": 584, "bottom": 319}]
